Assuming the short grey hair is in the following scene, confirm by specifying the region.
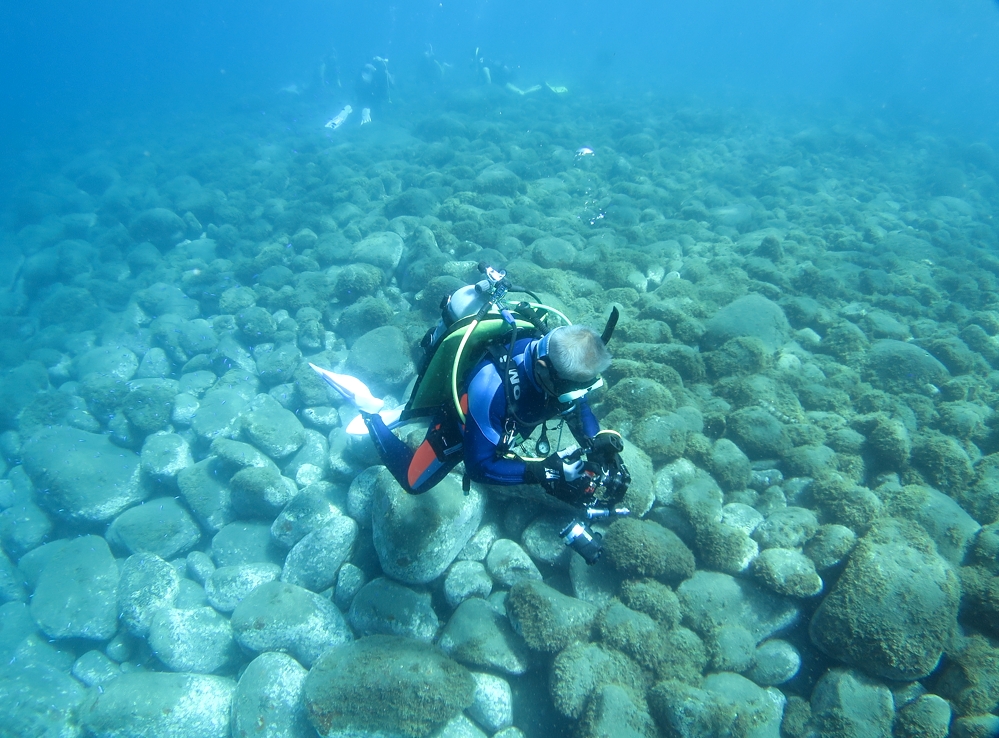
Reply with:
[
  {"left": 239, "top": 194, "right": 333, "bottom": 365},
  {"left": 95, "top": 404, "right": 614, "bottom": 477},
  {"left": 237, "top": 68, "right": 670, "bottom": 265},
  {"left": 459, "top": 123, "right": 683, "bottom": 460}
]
[{"left": 548, "top": 325, "right": 612, "bottom": 382}]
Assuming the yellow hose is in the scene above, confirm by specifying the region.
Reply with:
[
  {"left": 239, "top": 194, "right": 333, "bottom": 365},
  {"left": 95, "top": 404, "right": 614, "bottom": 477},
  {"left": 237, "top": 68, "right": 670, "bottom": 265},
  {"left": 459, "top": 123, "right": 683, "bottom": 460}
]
[{"left": 452, "top": 319, "right": 479, "bottom": 422}]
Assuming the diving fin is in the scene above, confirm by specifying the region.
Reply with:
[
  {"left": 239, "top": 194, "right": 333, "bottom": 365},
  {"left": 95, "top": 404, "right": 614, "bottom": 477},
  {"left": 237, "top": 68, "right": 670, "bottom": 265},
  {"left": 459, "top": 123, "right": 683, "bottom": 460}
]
[
  {"left": 309, "top": 364, "right": 384, "bottom": 414},
  {"left": 343, "top": 406, "right": 403, "bottom": 436}
]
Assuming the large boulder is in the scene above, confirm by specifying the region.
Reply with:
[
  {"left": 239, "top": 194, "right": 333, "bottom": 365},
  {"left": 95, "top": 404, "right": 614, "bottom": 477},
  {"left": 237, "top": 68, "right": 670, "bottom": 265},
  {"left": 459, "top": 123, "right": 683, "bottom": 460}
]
[
  {"left": 809, "top": 518, "right": 960, "bottom": 680},
  {"left": 865, "top": 339, "right": 950, "bottom": 394},
  {"left": 303, "top": 636, "right": 474, "bottom": 738},
  {"left": 22, "top": 426, "right": 147, "bottom": 523},
  {"left": 344, "top": 326, "right": 416, "bottom": 394},
  {"left": 371, "top": 469, "right": 483, "bottom": 584}
]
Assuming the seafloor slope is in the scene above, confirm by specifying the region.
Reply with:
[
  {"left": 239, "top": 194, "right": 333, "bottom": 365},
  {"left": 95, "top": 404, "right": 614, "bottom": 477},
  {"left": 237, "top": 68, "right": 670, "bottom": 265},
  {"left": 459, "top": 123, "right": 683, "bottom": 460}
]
[{"left": 0, "top": 88, "right": 998, "bottom": 738}]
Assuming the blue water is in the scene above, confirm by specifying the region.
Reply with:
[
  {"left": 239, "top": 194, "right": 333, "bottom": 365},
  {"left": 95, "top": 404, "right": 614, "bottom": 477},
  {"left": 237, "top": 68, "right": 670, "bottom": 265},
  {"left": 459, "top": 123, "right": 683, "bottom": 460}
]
[{"left": 3, "top": 1, "right": 999, "bottom": 735}]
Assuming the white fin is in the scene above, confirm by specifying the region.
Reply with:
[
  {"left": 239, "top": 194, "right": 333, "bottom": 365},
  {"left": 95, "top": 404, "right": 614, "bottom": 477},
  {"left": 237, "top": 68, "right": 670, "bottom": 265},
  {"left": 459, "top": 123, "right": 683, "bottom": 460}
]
[{"left": 309, "top": 364, "right": 384, "bottom": 413}]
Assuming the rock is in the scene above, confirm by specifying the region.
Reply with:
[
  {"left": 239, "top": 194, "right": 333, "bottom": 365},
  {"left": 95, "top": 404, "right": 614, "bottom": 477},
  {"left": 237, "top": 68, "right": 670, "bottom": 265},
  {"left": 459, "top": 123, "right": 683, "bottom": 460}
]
[
  {"left": 186, "top": 550, "right": 214, "bottom": 585},
  {"left": 705, "top": 624, "right": 757, "bottom": 672},
  {"left": 632, "top": 413, "right": 688, "bottom": 463},
  {"left": 804, "top": 524, "right": 857, "bottom": 570},
  {"left": 444, "top": 560, "right": 493, "bottom": 608},
  {"left": 521, "top": 515, "right": 570, "bottom": 567},
  {"left": 351, "top": 231, "right": 405, "bottom": 270},
  {"left": 22, "top": 426, "right": 147, "bottom": 523},
  {"left": 80, "top": 672, "right": 235, "bottom": 738},
  {"left": 256, "top": 344, "right": 302, "bottom": 386},
  {"left": 0, "top": 550, "right": 26, "bottom": 603},
  {"left": 746, "top": 639, "right": 801, "bottom": 686},
  {"left": 752, "top": 547, "right": 823, "bottom": 598},
  {"left": 677, "top": 570, "right": 800, "bottom": 643},
  {"left": 344, "top": 326, "right": 416, "bottom": 394},
  {"left": 701, "top": 295, "right": 790, "bottom": 352},
  {"left": 211, "top": 521, "right": 282, "bottom": 567},
  {"left": 807, "top": 668, "right": 893, "bottom": 738},
  {"left": 106, "top": 496, "right": 201, "bottom": 559},
  {"left": 0, "top": 661, "right": 87, "bottom": 738},
  {"left": 809, "top": 518, "right": 959, "bottom": 680},
  {"left": 130, "top": 207, "right": 186, "bottom": 249},
  {"left": 894, "top": 693, "right": 951, "bottom": 738},
  {"left": 31, "top": 535, "right": 118, "bottom": 640},
  {"left": 121, "top": 380, "right": 176, "bottom": 434},
  {"left": 229, "top": 465, "right": 297, "bottom": 519},
  {"left": 437, "top": 597, "right": 531, "bottom": 675},
  {"left": 0, "top": 500, "right": 52, "bottom": 558},
  {"left": 603, "top": 517, "right": 695, "bottom": 584},
  {"left": 348, "top": 577, "right": 439, "bottom": 642},
  {"left": 891, "top": 484, "right": 981, "bottom": 565},
  {"left": 333, "top": 563, "right": 365, "bottom": 611},
  {"left": 550, "top": 642, "right": 644, "bottom": 719},
  {"left": 650, "top": 672, "right": 786, "bottom": 738},
  {"left": 721, "top": 503, "right": 764, "bottom": 535},
  {"left": 532, "top": 237, "right": 576, "bottom": 269},
  {"left": 708, "top": 438, "right": 752, "bottom": 492},
  {"left": 578, "top": 683, "right": 657, "bottom": 738},
  {"left": 620, "top": 578, "right": 682, "bottom": 628},
  {"left": 753, "top": 506, "right": 819, "bottom": 549},
  {"left": 232, "top": 652, "right": 312, "bottom": 738},
  {"left": 468, "top": 672, "right": 514, "bottom": 733},
  {"left": 866, "top": 339, "right": 950, "bottom": 393},
  {"left": 204, "top": 562, "right": 281, "bottom": 613},
  {"left": 569, "top": 552, "right": 621, "bottom": 606},
  {"left": 210, "top": 436, "right": 278, "bottom": 473},
  {"left": 191, "top": 388, "right": 248, "bottom": 442},
  {"left": 117, "top": 552, "right": 180, "bottom": 637},
  {"left": 72, "top": 650, "right": 121, "bottom": 687},
  {"left": 231, "top": 581, "right": 351, "bottom": 667},
  {"left": 726, "top": 407, "right": 790, "bottom": 459},
  {"left": 147, "top": 606, "right": 239, "bottom": 673},
  {"left": 505, "top": 579, "right": 597, "bottom": 653},
  {"left": 475, "top": 165, "right": 520, "bottom": 196},
  {"left": 241, "top": 394, "right": 306, "bottom": 459},
  {"left": 281, "top": 515, "right": 357, "bottom": 591},
  {"left": 303, "top": 636, "right": 474, "bottom": 738},
  {"left": 177, "top": 457, "right": 234, "bottom": 532},
  {"left": 140, "top": 432, "right": 194, "bottom": 480},
  {"left": 371, "top": 469, "right": 483, "bottom": 584},
  {"left": 75, "top": 345, "right": 139, "bottom": 381},
  {"left": 485, "top": 539, "right": 543, "bottom": 586},
  {"left": 271, "top": 482, "right": 343, "bottom": 548}
]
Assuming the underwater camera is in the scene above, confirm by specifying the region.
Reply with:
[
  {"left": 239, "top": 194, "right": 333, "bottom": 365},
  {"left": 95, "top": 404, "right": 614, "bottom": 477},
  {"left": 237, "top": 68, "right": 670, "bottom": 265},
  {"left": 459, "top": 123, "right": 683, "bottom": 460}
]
[{"left": 560, "top": 505, "right": 630, "bottom": 565}]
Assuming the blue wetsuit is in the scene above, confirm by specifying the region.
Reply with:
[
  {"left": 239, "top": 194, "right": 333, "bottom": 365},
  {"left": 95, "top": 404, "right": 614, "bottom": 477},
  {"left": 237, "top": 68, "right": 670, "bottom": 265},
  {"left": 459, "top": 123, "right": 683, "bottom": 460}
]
[{"left": 365, "top": 336, "right": 599, "bottom": 494}]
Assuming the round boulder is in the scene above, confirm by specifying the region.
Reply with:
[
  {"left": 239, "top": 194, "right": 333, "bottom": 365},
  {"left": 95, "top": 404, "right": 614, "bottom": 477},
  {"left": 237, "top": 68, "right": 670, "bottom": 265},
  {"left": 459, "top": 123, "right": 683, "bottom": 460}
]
[{"left": 303, "top": 635, "right": 474, "bottom": 738}]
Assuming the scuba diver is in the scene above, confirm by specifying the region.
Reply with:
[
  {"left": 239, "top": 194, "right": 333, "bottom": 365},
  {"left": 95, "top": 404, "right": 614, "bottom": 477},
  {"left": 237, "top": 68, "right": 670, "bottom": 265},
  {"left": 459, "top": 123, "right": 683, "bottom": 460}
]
[
  {"left": 325, "top": 56, "right": 393, "bottom": 130},
  {"left": 311, "top": 265, "right": 631, "bottom": 563}
]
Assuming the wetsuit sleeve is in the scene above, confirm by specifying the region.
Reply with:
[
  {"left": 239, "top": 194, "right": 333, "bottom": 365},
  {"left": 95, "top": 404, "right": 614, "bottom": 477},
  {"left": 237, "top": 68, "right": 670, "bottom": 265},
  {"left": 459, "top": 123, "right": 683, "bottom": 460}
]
[
  {"left": 567, "top": 397, "right": 601, "bottom": 443},
  {"left": 463, "top": 364, "right": 534, "bottom": 485}
]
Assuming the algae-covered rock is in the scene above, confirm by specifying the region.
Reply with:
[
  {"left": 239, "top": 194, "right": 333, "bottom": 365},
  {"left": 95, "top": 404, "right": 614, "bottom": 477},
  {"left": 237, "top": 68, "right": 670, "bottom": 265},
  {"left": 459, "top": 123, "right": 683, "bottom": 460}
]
[
  {"left": 505, "top": 579, "right": 597, "bottom": 653},
  {"left": 140, "top": 432, "right": 194, "bottom": 480},
  {"left": 282, "top": 515, "right": 357, "bottom": 592},
  {"left": 177, "top": 456, "right": 234, "bottom": 532},
  {"left": 678, "top": 570, "right": 800, "bottom": 643},
  {"left": 551, "top": 642, "right": 645, "bottom": 719},
  {"left": 578, "top": 684, "right": 657, "bottom": 738},
  {"left": 865, "top": 339, "right": 950, "bottom": 394},
  {"left": 80, "top": 672, "right": 235, "bottom": 738},
  {"left": 603, "top": 517, "right": 695, "bottom": 584},
  {"left": 438, "top": 597, "right": 531, "bottom": 675},
  {"left": 632, "top": 413, "right": 689, "bottom": 463},
  {"left": 894, "top": 693, "right": 951, "bottom": 738},
  {"left": 241, "top": 393, "right": 306, "bottom": 459},
  {"left": 344, "top": 325, "right": 416, "bottom": 394},
  {"left": 371, "top": 469, "right": 483, "bottom": 584},
  {"left": 619, "top": 578, "right": 682, "bottom": 628},
  {"left": 726, "top": 407, "right": 790, "bottom": 460},
  {"left": 205, "top": 562, "right": 281, "bottom": 613},
  {"left": 352, "top": 231, "right": 405, "bottom": 271},
  {"left": 650, "top": 673, "right": 786, "bottom": 738},
  {"left": 701, "top": 294, "right": 790, "bottom": 352},
  {"left": 936, "top": 633, "right": 999, "bottom": 716},
  {"left": 22, "top": 425, "right": 146, "bottom": 523},
  {"left": 752, "top": 547, "right": 823, "bottom": 598},
  {"left": 304, "top": 635, "right": 474, "bottom": 738},
  {"left": 810, "top": 518, "right": 959, "bottom": 680}
]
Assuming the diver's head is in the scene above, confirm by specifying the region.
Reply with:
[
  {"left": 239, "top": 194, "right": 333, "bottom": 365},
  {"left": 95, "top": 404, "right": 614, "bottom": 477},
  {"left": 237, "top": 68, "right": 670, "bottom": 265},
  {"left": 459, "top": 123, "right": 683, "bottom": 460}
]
[{"left": 534, "top": 325, "right": 611, "bottom": 403}]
